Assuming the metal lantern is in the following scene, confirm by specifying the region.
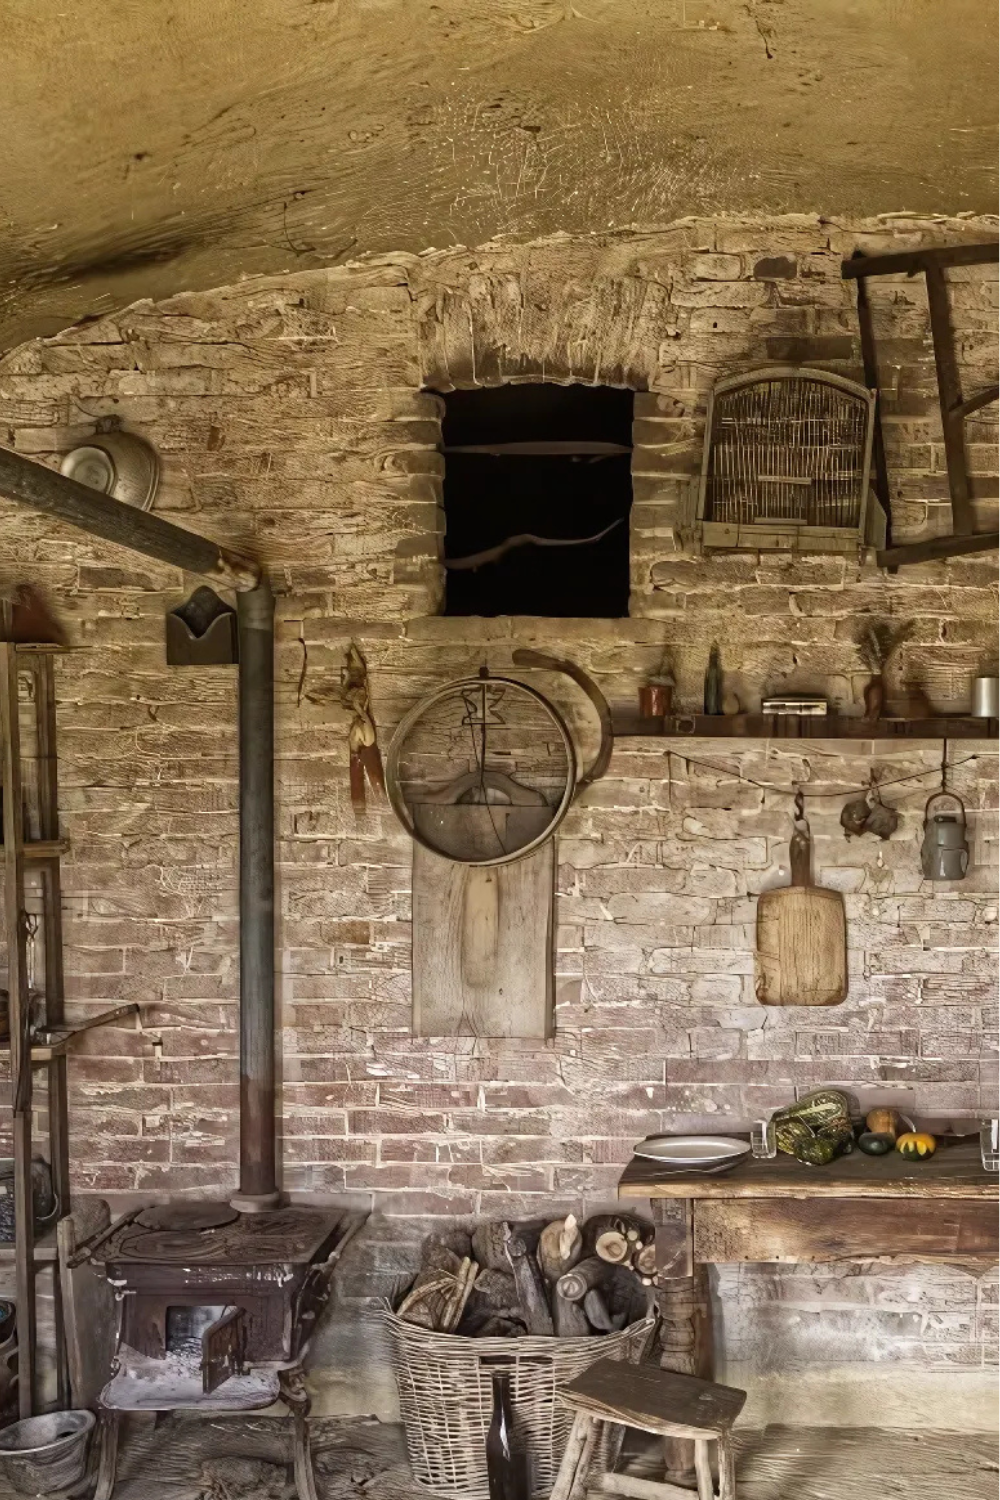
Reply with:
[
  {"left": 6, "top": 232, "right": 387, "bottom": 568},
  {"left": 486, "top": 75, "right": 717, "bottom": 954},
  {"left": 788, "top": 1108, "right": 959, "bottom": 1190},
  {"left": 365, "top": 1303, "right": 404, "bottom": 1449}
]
[{"left": 921, "top": 791, "right": 969, "bottom": 881}]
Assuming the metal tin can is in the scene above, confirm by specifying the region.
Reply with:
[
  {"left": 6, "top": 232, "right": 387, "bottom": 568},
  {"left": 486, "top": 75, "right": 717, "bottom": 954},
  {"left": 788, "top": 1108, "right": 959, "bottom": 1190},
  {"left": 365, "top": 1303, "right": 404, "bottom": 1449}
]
[{"left": 971, "top": 675, "right": 999, "bottom": 719}]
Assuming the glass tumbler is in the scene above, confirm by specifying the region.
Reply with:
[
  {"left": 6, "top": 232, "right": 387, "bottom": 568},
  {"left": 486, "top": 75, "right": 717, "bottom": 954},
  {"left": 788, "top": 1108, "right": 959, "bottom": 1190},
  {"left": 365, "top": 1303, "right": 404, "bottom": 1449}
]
[{"left": 750, "top": 1119, "right": 777, "bottom": 1159}]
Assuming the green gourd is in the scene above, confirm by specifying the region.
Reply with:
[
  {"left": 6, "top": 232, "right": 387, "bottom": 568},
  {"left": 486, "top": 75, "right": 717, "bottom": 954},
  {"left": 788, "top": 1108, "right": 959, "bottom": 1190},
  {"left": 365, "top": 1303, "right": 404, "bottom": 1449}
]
[{"left": 857, "top": 1132, "right": 895, "bottom": 1156}]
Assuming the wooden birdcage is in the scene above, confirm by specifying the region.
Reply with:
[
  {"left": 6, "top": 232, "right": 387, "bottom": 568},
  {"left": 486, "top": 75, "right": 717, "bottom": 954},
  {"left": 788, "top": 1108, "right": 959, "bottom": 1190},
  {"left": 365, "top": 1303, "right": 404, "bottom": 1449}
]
[{"left": 689, "top": 367, "right": 886, "bottom": 555}]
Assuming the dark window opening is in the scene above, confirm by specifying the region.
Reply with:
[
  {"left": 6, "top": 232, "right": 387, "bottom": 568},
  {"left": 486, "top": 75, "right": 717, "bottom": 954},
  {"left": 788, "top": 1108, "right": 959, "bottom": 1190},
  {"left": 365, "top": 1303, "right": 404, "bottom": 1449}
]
[{"left": 438, "top": 384, "right": 634, "bottom": 617}]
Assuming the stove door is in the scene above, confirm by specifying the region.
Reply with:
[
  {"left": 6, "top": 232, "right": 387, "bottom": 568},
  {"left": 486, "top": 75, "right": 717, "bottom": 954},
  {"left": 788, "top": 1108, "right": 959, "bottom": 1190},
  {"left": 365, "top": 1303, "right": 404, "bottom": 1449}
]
[{"left": 202, "top": 1306, "right": 247, "bottom": 1394}]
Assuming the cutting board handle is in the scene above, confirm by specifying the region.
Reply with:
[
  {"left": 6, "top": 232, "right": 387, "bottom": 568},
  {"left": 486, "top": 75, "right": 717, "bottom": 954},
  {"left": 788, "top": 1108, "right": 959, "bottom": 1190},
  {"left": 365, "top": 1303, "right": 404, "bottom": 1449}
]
[{"left": 789, "top": 820, "right": 813, "bottom": 886}]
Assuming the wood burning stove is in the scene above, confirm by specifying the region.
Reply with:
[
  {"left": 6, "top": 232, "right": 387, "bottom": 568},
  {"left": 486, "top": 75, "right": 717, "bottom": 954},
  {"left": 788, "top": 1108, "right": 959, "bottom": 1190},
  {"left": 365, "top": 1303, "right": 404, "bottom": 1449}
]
[{"left": 81, "top": 1201, "right": 365, "bottom": 1500}]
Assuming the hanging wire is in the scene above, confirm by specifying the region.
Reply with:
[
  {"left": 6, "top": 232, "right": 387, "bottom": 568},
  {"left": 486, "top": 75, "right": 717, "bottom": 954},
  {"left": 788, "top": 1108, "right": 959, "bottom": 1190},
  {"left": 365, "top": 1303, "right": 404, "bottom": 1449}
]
[{"left": 665, "top": 748, "right": 980, "bottom": 802}]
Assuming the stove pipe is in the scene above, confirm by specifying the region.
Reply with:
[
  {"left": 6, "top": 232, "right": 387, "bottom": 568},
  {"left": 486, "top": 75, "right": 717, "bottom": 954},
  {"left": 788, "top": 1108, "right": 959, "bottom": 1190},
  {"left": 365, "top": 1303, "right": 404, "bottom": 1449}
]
[{"left": 230, "top": 580, "right": 279, "bottom": 1211}]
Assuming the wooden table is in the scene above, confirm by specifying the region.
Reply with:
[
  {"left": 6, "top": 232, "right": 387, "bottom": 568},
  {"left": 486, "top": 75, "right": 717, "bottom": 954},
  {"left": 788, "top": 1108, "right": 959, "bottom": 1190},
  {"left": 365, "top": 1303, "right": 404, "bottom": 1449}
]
[{"left": 619, "top": 1139, "right": 998, "bottom": 1480}]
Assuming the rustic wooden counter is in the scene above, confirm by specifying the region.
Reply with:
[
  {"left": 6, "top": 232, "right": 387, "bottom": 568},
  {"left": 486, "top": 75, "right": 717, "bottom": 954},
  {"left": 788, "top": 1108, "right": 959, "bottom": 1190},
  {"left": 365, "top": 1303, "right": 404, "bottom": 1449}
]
[{"left": 618, "top": 1138, "right": 998, "bottom": 1480}]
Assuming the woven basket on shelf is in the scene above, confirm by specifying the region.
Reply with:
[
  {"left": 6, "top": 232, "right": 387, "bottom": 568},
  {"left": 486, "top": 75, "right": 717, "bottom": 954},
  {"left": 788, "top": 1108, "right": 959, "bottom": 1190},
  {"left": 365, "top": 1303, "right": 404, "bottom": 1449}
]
[{"left": 385, "top": 1308, "right": 655, "bottom": 1500}]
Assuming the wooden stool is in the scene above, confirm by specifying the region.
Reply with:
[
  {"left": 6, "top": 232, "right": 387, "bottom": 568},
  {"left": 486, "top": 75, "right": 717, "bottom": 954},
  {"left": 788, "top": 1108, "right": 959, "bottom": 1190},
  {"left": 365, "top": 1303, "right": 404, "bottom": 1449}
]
[{"left": 550, "top": 1358, "right": 746, "bottom": 1500}]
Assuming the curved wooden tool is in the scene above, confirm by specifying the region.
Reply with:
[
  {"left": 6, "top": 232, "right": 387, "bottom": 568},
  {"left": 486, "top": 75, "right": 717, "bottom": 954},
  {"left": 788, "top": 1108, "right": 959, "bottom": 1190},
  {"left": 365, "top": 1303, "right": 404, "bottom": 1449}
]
[{"left": 511, "top": 648, "right": 613, "bottom": 791}]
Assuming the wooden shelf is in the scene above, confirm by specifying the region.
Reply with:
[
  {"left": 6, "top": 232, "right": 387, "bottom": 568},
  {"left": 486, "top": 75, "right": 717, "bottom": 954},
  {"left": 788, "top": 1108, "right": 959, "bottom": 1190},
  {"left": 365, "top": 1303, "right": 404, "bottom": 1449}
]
[
  {"left": 612, "top": 711, "right": 999, "bottom": 741},
  {"left": 0, "top": 839, "right": 68, "bottom": 861}
]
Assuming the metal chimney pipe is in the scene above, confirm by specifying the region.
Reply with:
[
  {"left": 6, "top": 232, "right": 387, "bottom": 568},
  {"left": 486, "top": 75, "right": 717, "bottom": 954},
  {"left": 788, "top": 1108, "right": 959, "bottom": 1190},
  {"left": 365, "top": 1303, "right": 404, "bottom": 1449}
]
[
  {"left": 0, "top": 444, "right": 281, "bottom": 1209},
  {"left": 230, "top": 579, "right": 280, "bottom": 1211}
]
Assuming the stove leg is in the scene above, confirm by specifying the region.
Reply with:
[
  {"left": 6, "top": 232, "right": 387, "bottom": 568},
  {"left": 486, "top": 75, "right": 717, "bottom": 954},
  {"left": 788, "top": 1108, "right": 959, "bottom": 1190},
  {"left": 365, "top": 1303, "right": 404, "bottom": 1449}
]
[
  {"left": 280, "top": 1368, "right": 319, "bottom": 1500},
  {"left": 93, "top": 1410, "right": 121, "bottom": 1500}
]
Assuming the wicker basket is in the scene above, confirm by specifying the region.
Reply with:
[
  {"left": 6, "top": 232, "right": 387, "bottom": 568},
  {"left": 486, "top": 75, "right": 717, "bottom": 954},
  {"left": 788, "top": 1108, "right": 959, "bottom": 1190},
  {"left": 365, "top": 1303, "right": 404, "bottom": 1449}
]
[{"left": 386, "top": 1309, "right": 655, "bottom": 1500}]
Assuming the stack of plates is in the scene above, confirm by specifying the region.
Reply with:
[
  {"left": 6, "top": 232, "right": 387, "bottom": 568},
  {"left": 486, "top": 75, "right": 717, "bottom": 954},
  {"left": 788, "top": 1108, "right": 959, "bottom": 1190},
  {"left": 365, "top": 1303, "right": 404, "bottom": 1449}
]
[{"left": 632, "top": 1136, "right": 750, "bottom": 1173}]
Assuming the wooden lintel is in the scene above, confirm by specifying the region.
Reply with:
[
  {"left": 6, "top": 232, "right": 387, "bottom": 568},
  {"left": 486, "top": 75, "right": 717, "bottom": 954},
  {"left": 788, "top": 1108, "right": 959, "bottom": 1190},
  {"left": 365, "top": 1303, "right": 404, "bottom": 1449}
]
[
  {"left": 877, "top": 531, "right": 999, "bottom": 569},
  {"left": 842, "top": 242, "right": 999, "bottom": 279}
]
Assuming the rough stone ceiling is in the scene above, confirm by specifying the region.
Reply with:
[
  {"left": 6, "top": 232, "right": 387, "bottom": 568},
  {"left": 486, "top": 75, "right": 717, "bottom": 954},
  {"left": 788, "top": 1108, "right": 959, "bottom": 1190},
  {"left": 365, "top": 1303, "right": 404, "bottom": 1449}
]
[{"left": 2, "top": 0, "right": 996, "bottom": 349}]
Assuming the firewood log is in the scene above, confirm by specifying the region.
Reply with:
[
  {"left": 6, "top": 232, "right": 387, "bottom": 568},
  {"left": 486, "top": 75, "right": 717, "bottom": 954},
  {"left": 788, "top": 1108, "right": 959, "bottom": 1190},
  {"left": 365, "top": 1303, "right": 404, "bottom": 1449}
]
[
  {"left": 553, "top": 1284, "right": 591, "bottom": 1337},
  {"left": 397, "top": 1250, "right": 477, "bottom": 1333},
  {"left": 583, "top": 1288, "right": 613, "bottom": 1332},
  {"left": 581, "top": 1214, "right": 645, "bottom": 1257},
  {"left": 504, "top": 1223, "right": 554, "bottom": 1336},
  {"left": 472, "top": 1220, "right": 511, "bottom": 1271},
  {"left": 556, "top": 1256, "right": 610, "bottom": 1303},
  {"left": 471, "top": 1267, "right": 519, "bottom": 1311},
  {"left": 472, "top": 1315, "right": 527, "bottom": 1338},
  {"left": 537, "top": 1214, "right": 583, "bottom": 1283},
  {"left": 633, "top": 1239, "right": 657, "bottom": 1277},
  {"left": 439, "top": 1257, "right": 478, "bottom": 1333},
  {"left": 603, "top": 1264, "right": 652, "bottom": 1329},
  {"left": 421, "top": 1227, "right": 473, "bottom": 1264}
]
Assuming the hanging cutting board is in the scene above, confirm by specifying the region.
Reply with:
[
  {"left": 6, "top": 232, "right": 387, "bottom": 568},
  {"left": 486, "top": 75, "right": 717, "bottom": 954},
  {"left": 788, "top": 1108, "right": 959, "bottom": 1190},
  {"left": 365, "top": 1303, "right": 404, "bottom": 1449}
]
[
  {"left": 411, "top": 770, "right": 554, "bottom": 1037},
  {"left": 755, "top": 812, "right": 847, "bottom": 1007}
]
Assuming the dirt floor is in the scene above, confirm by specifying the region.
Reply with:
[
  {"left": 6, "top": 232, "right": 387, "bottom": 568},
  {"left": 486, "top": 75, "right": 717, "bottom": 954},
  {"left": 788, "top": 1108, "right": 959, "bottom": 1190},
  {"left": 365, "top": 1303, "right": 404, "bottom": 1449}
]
[{"left": 0, "top": 1415, "right": 993, "bottom": 1500}]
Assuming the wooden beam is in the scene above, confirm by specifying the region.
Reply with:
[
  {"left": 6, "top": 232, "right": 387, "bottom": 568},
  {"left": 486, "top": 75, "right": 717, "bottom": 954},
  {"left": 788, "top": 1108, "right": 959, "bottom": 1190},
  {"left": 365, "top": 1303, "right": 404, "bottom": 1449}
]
[
  {"left": 953, "top": 384, "right": 999, "bottom": 420},
  {"left": 0, "top": 446, "right": 260, "bottom": 592},
  {"left": 0, "top": 642, "right": 36, "bottom": 1418},
  {"left": 877, "top": 531, "right": 999, "bottom": 569},
  {"left": 842, "top": 242, "right": 999, "bottom": 279},
  {"left": 852, "top": 266, "right": 892, "bottom": 549},
  {"left": 924, "top": 261, "right": 974, "bottom": 533}
]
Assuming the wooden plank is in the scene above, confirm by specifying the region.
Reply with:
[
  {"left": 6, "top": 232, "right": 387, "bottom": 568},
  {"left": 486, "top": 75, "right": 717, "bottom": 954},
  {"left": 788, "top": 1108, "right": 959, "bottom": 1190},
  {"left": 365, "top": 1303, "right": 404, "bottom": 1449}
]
[
  {"left": 953, "top": 384, "right": 999, "bottom": 420},
  {"left": 877, "top": 532, "right": 999, "bottom": 569},
  {"left": 852, "top": 267, "right": 892, "bottom": 547},
  {"left": 562, "top": 1359, "right": 746, "bottom": 1438},
  {"left": 0, "top": 642, "right": 36, "bottom": 1418},
  {"left": 412, "top": 842, "right": 553, "bottom": 1037},
  {"left": 619, "top": 1139, "right": 996, "bottom": 1201},
  {"left": 924, "top": 261, "right": 974, "bottom": 534},
  {"left": 598, "top": 1473, "right": 700, "bottom": 1500},
  {"left": 57, "top": 1201, "right": 117, "bottom": 1409},
  {"left": 610, "top": 710, "right": 997, "bottom": 740},
  {"left": 693, "top": 1196, "right": 999, "bottom": 1263},
  {"left": 842, "top": 242, "right": 999, "bottom": 278}
]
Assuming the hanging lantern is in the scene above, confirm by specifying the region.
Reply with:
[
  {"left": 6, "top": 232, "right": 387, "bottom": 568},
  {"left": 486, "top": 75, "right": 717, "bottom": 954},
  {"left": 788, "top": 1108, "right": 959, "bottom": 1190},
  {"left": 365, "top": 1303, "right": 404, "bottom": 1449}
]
[{"left": 920, "top": 791, "right": 969, "bottom": 881}]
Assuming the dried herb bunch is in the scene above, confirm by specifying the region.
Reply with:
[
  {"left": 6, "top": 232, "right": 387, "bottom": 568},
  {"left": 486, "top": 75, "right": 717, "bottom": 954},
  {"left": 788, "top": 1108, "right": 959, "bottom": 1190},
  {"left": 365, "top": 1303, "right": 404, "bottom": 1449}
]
[{"left": 854, "top": 618, "right": 913, "bottom": 674}]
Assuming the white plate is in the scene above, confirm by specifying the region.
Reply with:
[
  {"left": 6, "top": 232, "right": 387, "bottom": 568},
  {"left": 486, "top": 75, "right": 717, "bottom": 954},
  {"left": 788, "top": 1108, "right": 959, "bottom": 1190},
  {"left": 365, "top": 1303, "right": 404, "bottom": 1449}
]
[{"left": 632, "top": 1135, "right": 751, "bottom": 1165}]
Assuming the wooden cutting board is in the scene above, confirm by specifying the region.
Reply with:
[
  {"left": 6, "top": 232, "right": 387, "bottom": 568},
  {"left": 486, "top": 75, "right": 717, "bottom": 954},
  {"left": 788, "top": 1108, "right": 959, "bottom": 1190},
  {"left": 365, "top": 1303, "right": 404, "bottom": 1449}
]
[
  {"left": 756, "top": 814, "right": 847, "bottom": 1007},
  {"left": 411, "top": 769, "right": 554, "bottom": 1038}
]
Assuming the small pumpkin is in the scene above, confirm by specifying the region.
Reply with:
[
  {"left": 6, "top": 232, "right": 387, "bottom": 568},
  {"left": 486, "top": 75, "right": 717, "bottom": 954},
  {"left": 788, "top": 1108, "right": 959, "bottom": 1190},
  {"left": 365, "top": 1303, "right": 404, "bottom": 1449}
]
[
  {"left": 896, "top": 1131, "right": 936, "bottom": 1161},
  {"left": 858, "top": 1131, "right": 895, "bottom": 1156},
  {"left": 866, "top": 1108, "right": 902, "bottom": 1141}
]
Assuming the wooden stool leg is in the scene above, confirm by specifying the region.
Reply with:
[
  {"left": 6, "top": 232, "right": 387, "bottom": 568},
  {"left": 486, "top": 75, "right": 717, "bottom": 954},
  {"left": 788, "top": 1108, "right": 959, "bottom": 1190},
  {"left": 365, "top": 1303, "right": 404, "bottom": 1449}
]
[
  {"left": 280, "top": 1367, "right": 319, "bottom": 1500},
  {"left": 693, "top": 1439, "right": 714, "bottom": 1500},
  {"left": 717, "top": 1435, "right": 737, "bottom": 1500},
  {"left": 92, "top": 1410, "right": 121, "bottom": 1500},
  {"left": 551, "top": 1412, "right": 600, "bottom": 1500}
]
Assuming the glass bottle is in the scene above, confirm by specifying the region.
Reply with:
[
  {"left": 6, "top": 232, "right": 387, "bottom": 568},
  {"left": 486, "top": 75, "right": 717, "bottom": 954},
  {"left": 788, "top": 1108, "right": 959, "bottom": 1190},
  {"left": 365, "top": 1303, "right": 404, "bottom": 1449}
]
[
  {"left": 704, "top": 642, "right": 723, "bottom": 715},
  {"left": 486, "top": 1372, "right": 527, "bottom": 1500}
]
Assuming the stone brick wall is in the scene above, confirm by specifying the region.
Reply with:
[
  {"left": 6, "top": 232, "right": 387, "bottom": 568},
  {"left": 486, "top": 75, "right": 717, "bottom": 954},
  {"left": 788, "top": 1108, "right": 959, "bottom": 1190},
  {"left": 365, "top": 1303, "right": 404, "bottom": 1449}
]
[{"left": 0, "top": 213, "right": 996, "bottom": 1415}]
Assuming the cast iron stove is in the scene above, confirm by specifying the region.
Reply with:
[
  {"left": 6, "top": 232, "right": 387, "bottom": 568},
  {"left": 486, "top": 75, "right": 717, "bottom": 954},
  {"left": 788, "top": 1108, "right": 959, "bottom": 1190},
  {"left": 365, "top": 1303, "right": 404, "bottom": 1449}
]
[{"left": 84, "top": 1201, "right": 365, "bottom": 1500}]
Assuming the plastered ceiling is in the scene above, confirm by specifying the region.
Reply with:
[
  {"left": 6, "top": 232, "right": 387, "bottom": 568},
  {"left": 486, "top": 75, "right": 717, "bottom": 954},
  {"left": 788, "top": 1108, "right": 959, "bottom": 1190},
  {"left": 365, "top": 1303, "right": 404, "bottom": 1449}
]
[{"left": 1, "top": 0, "right": 996, "bottom": 349}]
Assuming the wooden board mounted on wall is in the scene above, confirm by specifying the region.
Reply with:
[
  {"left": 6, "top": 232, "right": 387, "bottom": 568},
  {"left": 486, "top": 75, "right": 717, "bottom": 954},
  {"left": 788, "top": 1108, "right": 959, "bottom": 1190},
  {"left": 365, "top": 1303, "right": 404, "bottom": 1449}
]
[{"left": 412, "top": 842, "right": 554, "bottom": 1038}]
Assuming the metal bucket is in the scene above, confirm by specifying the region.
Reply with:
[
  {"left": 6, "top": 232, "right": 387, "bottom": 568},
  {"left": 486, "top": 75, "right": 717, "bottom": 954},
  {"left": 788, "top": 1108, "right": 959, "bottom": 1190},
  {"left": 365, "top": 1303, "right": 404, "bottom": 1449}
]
[{"left": 0, "top": 1410, "right": 95, "bottom": 1495}]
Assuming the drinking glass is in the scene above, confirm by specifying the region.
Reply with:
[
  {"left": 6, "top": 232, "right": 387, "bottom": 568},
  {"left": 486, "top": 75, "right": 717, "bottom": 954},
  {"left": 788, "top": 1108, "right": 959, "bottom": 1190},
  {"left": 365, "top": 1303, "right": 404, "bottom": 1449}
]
[
  {"left": 750, "top": 1119, "right": 777, "bottom": 1159},
  {"left": 980, "top": 1120, "right": 999, "bottom": 1172}
]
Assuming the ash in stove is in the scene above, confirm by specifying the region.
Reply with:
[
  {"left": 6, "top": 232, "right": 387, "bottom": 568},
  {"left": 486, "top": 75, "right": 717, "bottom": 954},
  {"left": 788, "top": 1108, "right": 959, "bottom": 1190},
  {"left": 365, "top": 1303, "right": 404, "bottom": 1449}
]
[{"left": 165, "top": 1305, "right": 227, "bottom": 1361}]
